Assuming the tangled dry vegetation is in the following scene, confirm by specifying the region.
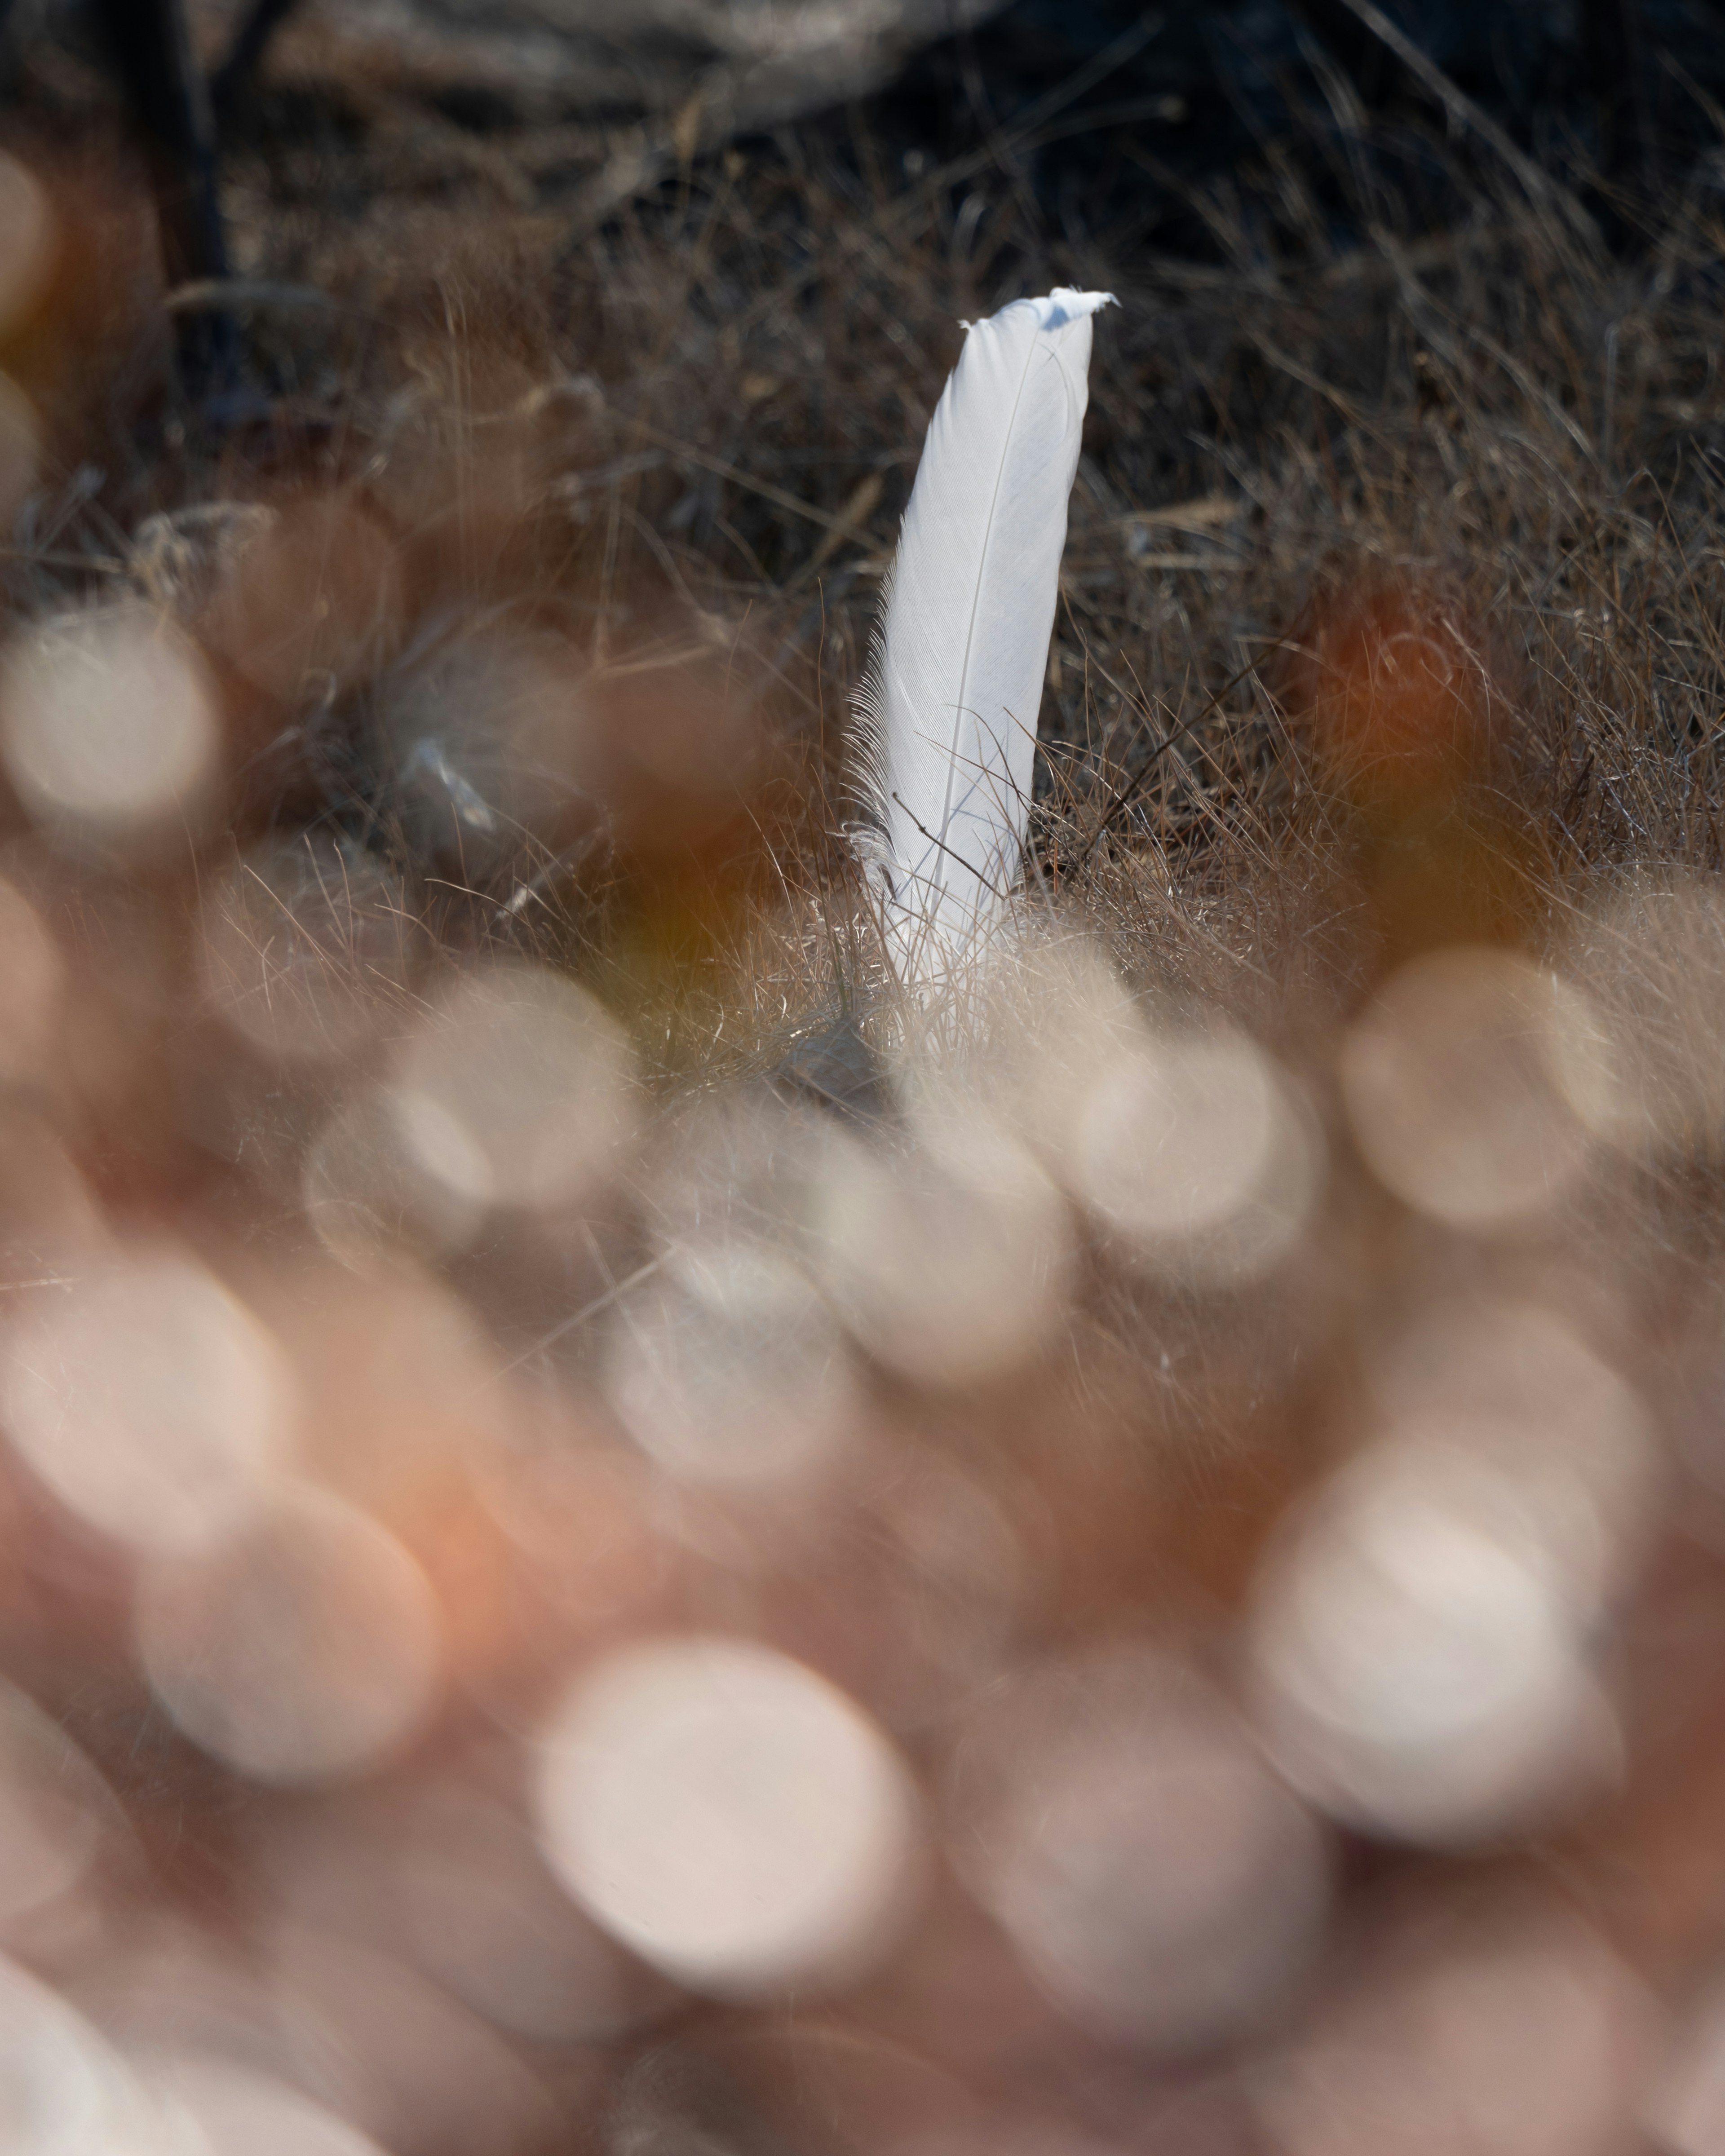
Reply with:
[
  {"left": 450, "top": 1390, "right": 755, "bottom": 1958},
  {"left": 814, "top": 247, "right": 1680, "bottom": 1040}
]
[
  {"left": 16, "top": 46, "right": 1725, "bottom": 1052},
  {"left": 10, "top": 27, "right": 1725, "bottom": 2155}
]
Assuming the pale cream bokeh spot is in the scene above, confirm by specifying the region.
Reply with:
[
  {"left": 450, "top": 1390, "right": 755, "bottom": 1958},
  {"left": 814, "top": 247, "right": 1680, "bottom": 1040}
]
[
  {"left": 895, "top": 939, "right": 1320, "bottom": 1285},
  {"left": 134, "top": 1484, "right": 443, "bottom": 1785},
  {"left": 302, "top": 1087, "right": 487, "bottom": 1272},
  {"left": 1249, "top": 1440, "right": 1620, "bottom": 1844},
  {"left": 534, "top": 1635, "right": 921, "bottom": 1997},
  {"left": 0, "top": 1253, "right": 293, "bottom": 1555},
  {"left": 1340, "top": 945, "right": 1601, "bottom": 1229},
  {"left": 0, "top": 1954, "right": 154, "bottom": 2156},
  {"left": 607, "top": 1247, "right": 860, "bottom": 1486},
  {"left": 390, "top": 962, "right": 637, "bottom": 1214},
  {"left": 1367, "top": 1299, "right": 1657, "bottom": 1614},
  {"left": 1071, "top": 1025, "right": 1319, "bottom": 1281},
  {"left": 809, "top": 1111, "right": 1073, "bottom": 1387},
  {"left": 925, "top": 933, "right": 1146, "bottom": 1180},
  {"left": 0, "top": 605, "right": 220, "bottom": 850},
  {"left": 1558, "top": 874, "right": 1725, "bottom": 1161}
]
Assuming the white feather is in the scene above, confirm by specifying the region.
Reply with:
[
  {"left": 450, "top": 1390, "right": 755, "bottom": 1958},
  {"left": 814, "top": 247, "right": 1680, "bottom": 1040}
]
[{"left": 851, "top": 287, "right": 1115, "bottom": 983}]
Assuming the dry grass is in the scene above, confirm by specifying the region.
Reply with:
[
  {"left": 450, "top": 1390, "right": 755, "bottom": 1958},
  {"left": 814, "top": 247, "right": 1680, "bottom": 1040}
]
[
  {"left": 9, "top": 31, "right": 1725, "bottom": 2144},
  {"left": 14, "top": 51, "right": 1725, "bottom": 1057}
]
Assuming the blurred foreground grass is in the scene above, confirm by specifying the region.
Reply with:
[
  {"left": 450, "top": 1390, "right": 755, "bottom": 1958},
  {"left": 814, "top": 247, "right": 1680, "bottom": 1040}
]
[{"left": 0, "top": 26, "right": 1724, "bottom": 2156}]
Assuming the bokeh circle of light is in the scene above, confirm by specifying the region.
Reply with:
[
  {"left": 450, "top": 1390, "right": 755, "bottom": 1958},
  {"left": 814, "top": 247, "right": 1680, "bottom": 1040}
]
[
  {"left": 134, "top": 1482, "right": 443, "bottom": 1785},
  {"left": 0, "top": 1953, "right": 150, "bottom": 2154},
  {"left": 533, "top": 1634, "right": 920, "bottom": 1997},
  {"left": 0, "top": 1253, "right": 292, "bottom": 1555},
  {"left": 606, "top": 1251, "right": 860, "bottom": 1486},
  {"left": 949, "top": 1648, "right": 1329, "bottom": 2053},
  {"left": 0, "top": 604, "right": 220, "bottom": 848},
  {"left": 389, "top": 962, "right": 637, "bottom": 1214},
  {"left": 1248, "top": 1441, "right": 1618, "bottom": 1844},
  {"left": 1070, "top": 1027, "right": 1319, "bottom": 1281},
  {"left": 1555, "top": 874, "right": 1725, "bottom": 1162},
  {"left": 809, "top": 1113, "right": 1073, "bottom": 1387},
  {"left": 1339, "top": 946, "right": 1599, "bottom": 1228},
  {"left": 1367, "top": 1299, "right": 1656, "bottom": 1614}
]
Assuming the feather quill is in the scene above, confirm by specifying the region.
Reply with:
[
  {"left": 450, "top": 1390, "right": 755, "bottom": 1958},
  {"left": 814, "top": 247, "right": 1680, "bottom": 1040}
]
[{"left": 851, "top": 287, "right": 1114, "bottom": 984}]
